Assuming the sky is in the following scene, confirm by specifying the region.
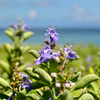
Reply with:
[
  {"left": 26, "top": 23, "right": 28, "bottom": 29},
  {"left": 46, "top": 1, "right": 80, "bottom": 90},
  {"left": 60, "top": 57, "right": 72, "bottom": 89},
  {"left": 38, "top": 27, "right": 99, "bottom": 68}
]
[{"left": 0, "top": 0, "right": 100, "bottom": 28}]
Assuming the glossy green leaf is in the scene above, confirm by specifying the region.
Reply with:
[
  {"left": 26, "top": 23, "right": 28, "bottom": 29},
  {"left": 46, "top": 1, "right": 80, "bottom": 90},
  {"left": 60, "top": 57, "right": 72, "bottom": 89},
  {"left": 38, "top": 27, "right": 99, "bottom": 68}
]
[
  {"left": 74, "top": 74, "right": 100, "bottom": 90},
  {"left": 34, "top": 68, "right": 52, "bottom": 85},
  {"left": 26, "top": 94, "right": 42, "bottom": 100},
  {"left": 22, "top": 46, "right": 30, "bottom": 55},
  {"left": 28, "top": 50, "right": 40, "bottom": 59},
  {"left": 19, "top": 64, "right": 27, "bottom": 72},
  {"left": 79, "top": 93, "right": 94, "bottom": 100},
  {"left": 0, "top": 61, "right": 10, "bottom": 74},
  {"left": 23, "top": 31, "right": 34, "bottom": 41},
  {"left": 24, "top": 68, "right": 40, "bottom": 80},
  {"left": 57, "top": 90, "right": 73, "bottom": 100},
  {"left": 0, "top": 78, "right": 12, "bottom": 89},
  {"left": 30, "top": 81, "right": 45, "bottom": 89},
  {"left": 4, "top": 30, "right": 14, "bottom": 40},
  {"left": 71, "top": 89, "right": 83, "bottom": 98},
  {"left": 91, "top": 82, "right": 99, "bottom": 92},
  {"left": 88, "top": 90, "right": 100, "bottom": 100},
  {"left": 3, "top": 43, "right": 12, "bottom": 56},
  {"left": 8, "top": 27, "right": 15, "bottom": 33}
]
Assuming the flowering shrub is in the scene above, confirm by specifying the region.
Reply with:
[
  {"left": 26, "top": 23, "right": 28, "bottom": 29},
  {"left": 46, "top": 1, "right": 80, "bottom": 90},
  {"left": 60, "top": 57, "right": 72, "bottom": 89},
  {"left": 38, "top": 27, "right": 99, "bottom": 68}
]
[
  {"left": 0, "top": 19, "right": 34, "bottom": 81},
  {"left": 0, "top": 25, "right": 100, "bottom": 100}
]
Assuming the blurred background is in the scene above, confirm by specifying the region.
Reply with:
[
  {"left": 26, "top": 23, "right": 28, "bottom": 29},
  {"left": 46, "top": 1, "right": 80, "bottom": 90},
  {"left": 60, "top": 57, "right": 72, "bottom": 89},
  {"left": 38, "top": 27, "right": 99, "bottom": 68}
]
[{"left": 0, "top": 0, "right": 100, "bottom": 45}]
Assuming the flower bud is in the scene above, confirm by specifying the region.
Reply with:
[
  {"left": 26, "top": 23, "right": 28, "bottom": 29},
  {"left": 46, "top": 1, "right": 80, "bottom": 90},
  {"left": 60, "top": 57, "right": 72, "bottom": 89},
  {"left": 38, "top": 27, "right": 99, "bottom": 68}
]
[
  {"left": 55, "top": 83, "right": 61, "bottom": 88},
  {"left": 71, "top": 83, "right": 75, "bottom": 87},
  {"left": 65, "top": 83, "right": 70, "bottom": 88},
  {"left": 15, "top": 62, "right": 19, "bottom": 66},
  {"left": 51, "top": 73, "right": 57, "bottom": 78}
]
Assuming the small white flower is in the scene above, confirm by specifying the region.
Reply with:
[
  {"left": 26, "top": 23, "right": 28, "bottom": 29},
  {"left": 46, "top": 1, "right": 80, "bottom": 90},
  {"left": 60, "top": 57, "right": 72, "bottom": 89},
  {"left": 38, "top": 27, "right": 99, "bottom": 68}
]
[
  {"left": 15, "top": 62, "right": 19, "bottom": 66},
  {"left": 71, "top": 83, "right": 75, "bottom": 87},
  {"left": 51, "top": 73, "right": 57, "bottom": 78},
  {"left": 55, "top": 83, "right": 61, "bottom": 88},
  {"left": 65, "top": 83, "right": 70, "bottom": 88}
]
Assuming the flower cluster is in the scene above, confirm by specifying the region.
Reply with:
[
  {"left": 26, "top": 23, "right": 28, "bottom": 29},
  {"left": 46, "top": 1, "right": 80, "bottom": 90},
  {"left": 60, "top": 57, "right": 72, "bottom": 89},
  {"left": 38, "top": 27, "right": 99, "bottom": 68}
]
[
  {"left": 9, "top": 20, "right": 30, "bottom": 32},
  {"left": 19, "top": 73, "right": 33, "bottom": 90},
  {"left": 34, "top": 26, "right": 77, "bottom": 66}
]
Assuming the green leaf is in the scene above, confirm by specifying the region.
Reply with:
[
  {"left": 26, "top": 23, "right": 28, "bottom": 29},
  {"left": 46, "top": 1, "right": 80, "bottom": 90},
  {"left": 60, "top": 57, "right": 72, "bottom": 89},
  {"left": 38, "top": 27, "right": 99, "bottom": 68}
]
[
  {"left": 42, "top": 89, "right": 52, "bottom": 100},
  {"left": 91, "top": 82, "right": 99, "bottom": 92},
  {"left": 3, "top": 43, "right": 12, "bottom": 56},
  {"left": 49, "top": 59, "right": 59, "bottom": 73},
  {"left": 70, "top": 71, "right": 81, "bottom": 82},
  {"left": 14, "top": 36, "right": 22, "bottom": 48},
  {"left": 89, "top": 66, "right": 95, "bottom": 74},
  {"left": 0, "top": 78, "right": 12, "bottom": 89},
  {"left": 26, "top": 94, "right": 42, "bottom": 100},
  {"left": 16, "top": 30, "right": 23, "bottom": 36},
  {"left": 78, "top": 93, "right": 94, "bottom": 100},
  {"left": 0, "top": 61, "right": 10, "bottom": 74},
  {"left": 0, "top": 92, "right": 9, "bottom": 99},
  {"left": 22, "top": 46, "right": 30, "bottom": 55},
  {"left": 88, "top": 90, "right": 100, "bottom": 100},
  {"left": 23, "top": 31, "right": 34, "bottom": 41},
  {"left": 4, "top": 30, "right": 14, "bottom": 40},
  {"left": 12, "top": 56, "right": 23, "bottom": 63},
  {"left": 28, "top": 90, "right": 37, "bottom": 94},
  {"left": 74, "top": 74, "right": 100, "bottom": 90},
  {"left": 28, "top": 50, "right": 40, "bottom": 59},
  {"left": 71, "top": 89, "right": 83, "bottom": 98},
  {"left": 8, "top": 27, "right": 15, "bottom": 33},
  {"left": 24, "top": 68, "right": 40, "bottom": 80},
  {"left": 30, "top": 81, "right": 45, "bottom": 89},
  {"left": 19, "top": 64, "right": 27, "bottom": 72},
  {"left": 17, "top": 88, "right": 30, "bottom": 99},
  {"left": 57, "top": 90, "right": 73, "bottom": 100},
  {"left": 34, "top": 68, "right": 52, "bottom": 85},
  {"left": 57, "top": 73, "right": 64, "bottom": 82}
]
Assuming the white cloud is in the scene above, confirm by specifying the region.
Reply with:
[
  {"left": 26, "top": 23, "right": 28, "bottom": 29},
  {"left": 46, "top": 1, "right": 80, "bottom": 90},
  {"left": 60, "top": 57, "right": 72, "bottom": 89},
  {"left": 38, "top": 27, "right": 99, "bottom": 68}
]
[
  {"left": 67, "top": 5, "right": 100, "bottom": 22},
  {"left": 28, "top": 10, "right": 37, "bottom": 20},
  {"left": 74, "top": 5, "right": 84, "bottom": 14}
]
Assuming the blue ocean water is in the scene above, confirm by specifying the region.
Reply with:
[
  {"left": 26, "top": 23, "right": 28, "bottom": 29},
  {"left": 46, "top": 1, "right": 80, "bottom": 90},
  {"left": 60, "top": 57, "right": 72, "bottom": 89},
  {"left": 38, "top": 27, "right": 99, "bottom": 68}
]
[{"left": 0, "top": 28, "right": 100, "bottom": 45}]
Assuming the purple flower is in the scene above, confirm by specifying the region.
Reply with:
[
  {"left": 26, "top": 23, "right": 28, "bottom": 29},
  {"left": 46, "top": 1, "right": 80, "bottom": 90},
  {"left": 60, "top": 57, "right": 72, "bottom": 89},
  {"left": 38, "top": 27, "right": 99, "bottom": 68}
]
[
  {"left": 19, "top": 73, "right": 33, "bottom": 90},
  {"left": 20, "top": 73, "right": 32, "bottom": 84},
  {"left": 9, "top": 23, "right": 30, "bottom": 32},
  {"left": 19, "top": 82, "right": 33, "bottom": 90},
  {"left": 45, "top": 26, "right": 59, "bottom": 43},
  {"left": 63, "top": 45, "right": 77, "bottom": 59},
  {"left": 34, "top": 45, "right": 53, "bottom": 65},
  {"left": 50, "top": 51, "right": 60, "bottom": 62},
  {"left": 34, "top": 55, "right": 50, "bottom": 65},
  {"left": 39, "top": 45, "right": 53, "bottom": 58},
  {"left": 86, "top": 55, "right": 92, "bottom": 63},
  {"left": 21, "top": 24, "right": 30, "bottom": 32},
  {"left": 8, "top": 91, "right": 15, "bottom": 100},
  {"left": 9, "top": 23, "right": 18, "bottom": 29}
]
